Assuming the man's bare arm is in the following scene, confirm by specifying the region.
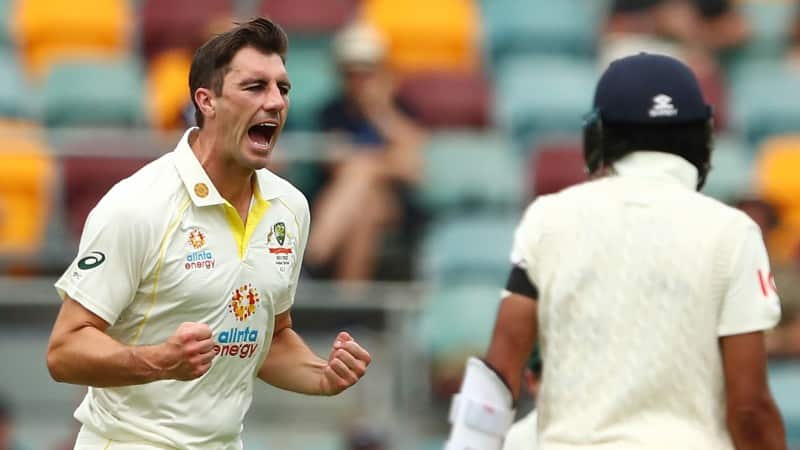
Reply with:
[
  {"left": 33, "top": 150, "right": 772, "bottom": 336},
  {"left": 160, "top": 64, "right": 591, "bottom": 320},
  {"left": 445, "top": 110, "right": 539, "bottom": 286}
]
[
  {"left": 484, "top": 293, "right": 539, "bottom": 401},
  {"left": 721, "top": 331, "right": 787, "bottom": 450},
  {"left": 47, "top": 296, "right": 215, "bottom": 387},
  {"left": 258, "top": 310, "right": 370, "bottom": 396}
]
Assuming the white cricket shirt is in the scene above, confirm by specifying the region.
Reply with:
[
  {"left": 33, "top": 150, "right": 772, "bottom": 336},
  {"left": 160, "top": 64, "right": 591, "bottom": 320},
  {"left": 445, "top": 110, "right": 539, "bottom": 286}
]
[
  {"left": 503, "top": 410, "right": 538, "bottom": 450},
  {"left": 55, "top": 128, "right": 310, "bottom": 449},
  {"left": 511, "top": 151, "right": 781, "bottom": 450}
]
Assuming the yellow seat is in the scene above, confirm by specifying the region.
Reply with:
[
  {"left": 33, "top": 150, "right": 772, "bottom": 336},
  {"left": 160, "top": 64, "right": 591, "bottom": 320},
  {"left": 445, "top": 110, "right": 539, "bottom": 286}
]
[
  {"left": 756, "top": 135, "right": 800, "bottom": 211},
  {"left": 147, "top": 49, "right": 193, "bottom": 130},
  {"left": 12, "top": 0, "right": 132, "bottom": 79},
  {"left": 756, "top": 135, "right": 800, "bottom": 262},
  {"left": 360, "top": 0, "right": 481, "bottom": 74},
  {"left": 766, "top": 208, "right": 800, "bottom": 264},
  {"left": 0, "top": 124, "right": 55, "bottom": 254}
]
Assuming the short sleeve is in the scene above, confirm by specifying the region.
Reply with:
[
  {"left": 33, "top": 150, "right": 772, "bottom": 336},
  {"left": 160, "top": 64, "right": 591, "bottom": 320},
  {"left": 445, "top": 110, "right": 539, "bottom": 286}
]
[
  {"left": 717, "top": 223, "right": 782, "bottom": 336},
  {"left": 54, "top": 203, "right": 148, "bottom": 325},
  {"left": 274, "top": 193, "right": 311, "bottom": 314},
  {"left": 509, "top": 199, "right": 546, "bottom": 288}
]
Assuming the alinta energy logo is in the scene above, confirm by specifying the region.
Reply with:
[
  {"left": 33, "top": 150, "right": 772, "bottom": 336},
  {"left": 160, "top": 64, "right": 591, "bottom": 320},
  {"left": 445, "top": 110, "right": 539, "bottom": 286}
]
[
  {"left": 228, "top": 283, "right": 260, "bottom": 321},
  {"left": 214, "top": 283, "right": 262, "bottom": 359},
  {"left": 185, "top": 227, "right": 216, "bottom": 270}
]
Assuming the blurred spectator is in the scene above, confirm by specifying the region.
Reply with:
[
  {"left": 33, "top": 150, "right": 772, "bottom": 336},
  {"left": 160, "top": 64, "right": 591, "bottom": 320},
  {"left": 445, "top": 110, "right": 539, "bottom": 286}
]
[
  {"left": 0, "top": 393, "right": 29, "bottom": 450},
  {"left": 305, "top": 22, "right": 426, "bottom": 280},
  {"left": 604, "top": 0, "right": 750, "bottom": 53},
  {"left": 600, "top": 0, "right": 749, "bottom": 130}
]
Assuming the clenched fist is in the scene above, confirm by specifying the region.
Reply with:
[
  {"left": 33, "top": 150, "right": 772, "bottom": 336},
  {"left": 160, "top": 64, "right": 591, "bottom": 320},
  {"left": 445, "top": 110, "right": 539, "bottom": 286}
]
[
  {"left": 319, "top": 331, "right": 371, "bottom": 396},
  {"left": 155, "top": 322, "right": 216, "bottom": 381}
]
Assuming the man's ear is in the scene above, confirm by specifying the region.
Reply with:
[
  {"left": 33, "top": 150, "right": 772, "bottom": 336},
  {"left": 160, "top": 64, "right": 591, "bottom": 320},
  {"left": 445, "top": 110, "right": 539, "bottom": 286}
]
[{"left": 194, "top": 87, "right": 216, "bottom": 121}]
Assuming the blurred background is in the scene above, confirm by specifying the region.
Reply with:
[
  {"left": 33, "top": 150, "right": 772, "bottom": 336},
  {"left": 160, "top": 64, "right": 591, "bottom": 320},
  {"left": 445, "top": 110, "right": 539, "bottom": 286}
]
[{"left": 1, "top": 0, "right": 800, "bottom": 448}]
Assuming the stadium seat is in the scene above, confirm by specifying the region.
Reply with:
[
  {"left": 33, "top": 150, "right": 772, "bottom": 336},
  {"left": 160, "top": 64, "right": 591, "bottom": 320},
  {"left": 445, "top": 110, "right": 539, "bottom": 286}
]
[
  {"left": 259, "top": 0, "right": 357, "bottom": 34},
  {"left": 480, "top": 0, "right": 602, "bottom": 65},
  {"left": 727, "top": 1, "right": 795, "bottom": 66},
  {"left": 418, "top": 282, "right": 507, "bottom": 397},
  {"left": 755, "top": 135, "right": 800, "bottom": 212},
  {"left": 754, "top": 135, "right": 800, "bottom": 262},
  {"left": 729, "top": 62, "right": 800, "bottom": 146},
  {"left": 418, "top": 283, "right": 506, "bottom": 353},
  {"left": 0, "top": 0, "right": 12, "bottom": 48},
  {"left": 285, "top": 37, "right": 338, "bottom": 130},
  {"left": 0, "top": 50, "right": 36, "bottom": 119},
  {"left": 416, "top": 131, "right": 522, "bottom": 214},
  {"left": 397, "top": 70, "right": 492, "bottom": 129},
  {"left": 768, "top": 360, "right": 800, "bottom": 445},
  {"left": 703, "top": 134, "right": 754, "bottom": 203},
  {"left": 528, "top": 137, "right": 587, "bottom": 201},
  {"left": 417, "top": 214, "right": 518, "bottom": 285},
  {"left": 494, "top": 55, "right": 596, "bottom": 148},
  {"left": 146, "top": 48, "right": 193, "bottom": 130},
  {"left": 360, "top": 0, "right": 481, "bottom": 74},
  {"left": 61, "top": 153, "right": 153, "bottom": 240},
  {"left": 140, "top": 0, "right": 233, "bottom": 60},
  {"left": 13, "top": 0, "right": 132, "bottom": 78},
  {"left": 42, "top": 59, "right": 145, "bottom": 127},
  {"left": 0, "top": 124, "right": 55, "bottom": 254}
]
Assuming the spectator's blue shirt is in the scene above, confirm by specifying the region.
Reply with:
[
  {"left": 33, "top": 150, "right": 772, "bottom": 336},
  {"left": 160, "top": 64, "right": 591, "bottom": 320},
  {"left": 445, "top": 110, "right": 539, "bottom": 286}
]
[{"left": 318, "top": 96, "right": 416, "bottom": 148}]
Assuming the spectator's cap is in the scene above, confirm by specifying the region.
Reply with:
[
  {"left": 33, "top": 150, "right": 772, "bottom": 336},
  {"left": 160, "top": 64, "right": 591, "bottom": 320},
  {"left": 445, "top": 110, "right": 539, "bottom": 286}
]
[
  {"left": 333, "top": 22, "right": 386, "bottom": 68},
  {"left": 593, "top": 53, "right": 712, "bottom": 125}
]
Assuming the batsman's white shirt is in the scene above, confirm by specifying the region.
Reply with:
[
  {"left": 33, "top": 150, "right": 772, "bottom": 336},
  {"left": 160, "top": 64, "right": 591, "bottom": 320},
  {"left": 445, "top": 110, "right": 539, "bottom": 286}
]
[
  {"left": 55, "top": 128, "right": 310, "bottom": 449},
  {"left": 503, "top": 410, "right": 538, "bottom": 450},
  {"left": 511, "top": 151, "right": 781, "bottom": 450}
]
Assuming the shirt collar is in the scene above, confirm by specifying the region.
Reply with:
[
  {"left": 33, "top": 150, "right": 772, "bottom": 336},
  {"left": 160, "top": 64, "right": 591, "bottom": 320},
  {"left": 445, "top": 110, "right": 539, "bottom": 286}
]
[
  {"left": 174, "top": 127, "right": 284, "bottom": 207},
  {"left": 611, "top": 151, "right": 698, "bottom": 190}
]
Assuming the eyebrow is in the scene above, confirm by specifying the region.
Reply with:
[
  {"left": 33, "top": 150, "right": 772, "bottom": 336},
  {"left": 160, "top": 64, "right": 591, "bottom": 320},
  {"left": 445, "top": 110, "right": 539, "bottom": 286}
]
[{"left": 238, "top": 77, "right": 292, "bottom": 90}]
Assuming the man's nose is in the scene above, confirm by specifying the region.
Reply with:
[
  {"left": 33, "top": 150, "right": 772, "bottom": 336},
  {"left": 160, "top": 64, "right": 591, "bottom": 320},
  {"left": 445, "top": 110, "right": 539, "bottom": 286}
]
[{"left": 263, "top": 84, "right": 286, "bottom": 112}]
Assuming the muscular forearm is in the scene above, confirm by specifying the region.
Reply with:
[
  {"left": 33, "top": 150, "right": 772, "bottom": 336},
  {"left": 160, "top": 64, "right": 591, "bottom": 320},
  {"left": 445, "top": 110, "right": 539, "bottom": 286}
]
[
  {"left": 728, "top": 399, "right": 788, "bottom": 450},
  {"left": 47, "top": 326, "right": 163, "bottom": 387},
  {"left": 484, "top": 295, "right": 538, "bottom": 401},
  {"left": 257, "top": 327, "right": 327, "bottom": 395}
]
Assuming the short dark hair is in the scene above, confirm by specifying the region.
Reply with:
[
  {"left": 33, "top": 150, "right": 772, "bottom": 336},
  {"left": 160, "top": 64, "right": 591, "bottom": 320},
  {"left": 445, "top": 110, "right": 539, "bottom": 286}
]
[
  {"left": 588, "top": 121, "right": 713, "bottom": 189},
  {"left": 189, "top": 18, "right": 289, "bottom": 128}
]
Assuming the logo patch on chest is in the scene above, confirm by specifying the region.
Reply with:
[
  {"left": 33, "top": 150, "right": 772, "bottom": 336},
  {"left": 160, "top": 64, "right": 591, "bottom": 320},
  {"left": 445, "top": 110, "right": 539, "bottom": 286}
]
[
  {"left": 184, "top": 227, "right": 216, "bottom": 270},
  {"left": 228, "top": 283, "right": 261, "bottom": 321},
  {"left": 267, "top": 222, "right": 296, "bottom": 272}
]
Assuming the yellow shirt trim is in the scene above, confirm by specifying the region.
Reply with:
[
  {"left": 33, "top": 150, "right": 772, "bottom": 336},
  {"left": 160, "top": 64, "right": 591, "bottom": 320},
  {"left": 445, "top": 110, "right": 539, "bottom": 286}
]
[
  {"left": 130, "top": 198, "right": 191, "bottom": 345},
  {"left": 275, "top": 197, "right": 301, "bottom": 235},
  {"left": 222, "top": 183, "right": 271, "bottom": 260}
]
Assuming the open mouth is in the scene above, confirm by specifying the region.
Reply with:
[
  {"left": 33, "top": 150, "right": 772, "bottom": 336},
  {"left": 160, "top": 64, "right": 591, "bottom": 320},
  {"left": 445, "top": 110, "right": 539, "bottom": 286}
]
[{"left": 247, "top": 122, "right": 277, "bottom": 149}]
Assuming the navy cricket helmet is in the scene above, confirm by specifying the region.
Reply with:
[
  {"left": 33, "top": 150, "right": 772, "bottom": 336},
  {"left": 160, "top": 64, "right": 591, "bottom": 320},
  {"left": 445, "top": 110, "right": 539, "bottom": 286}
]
[{"left": 583, "top": 53, "right": 714, "bottom": 188}]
